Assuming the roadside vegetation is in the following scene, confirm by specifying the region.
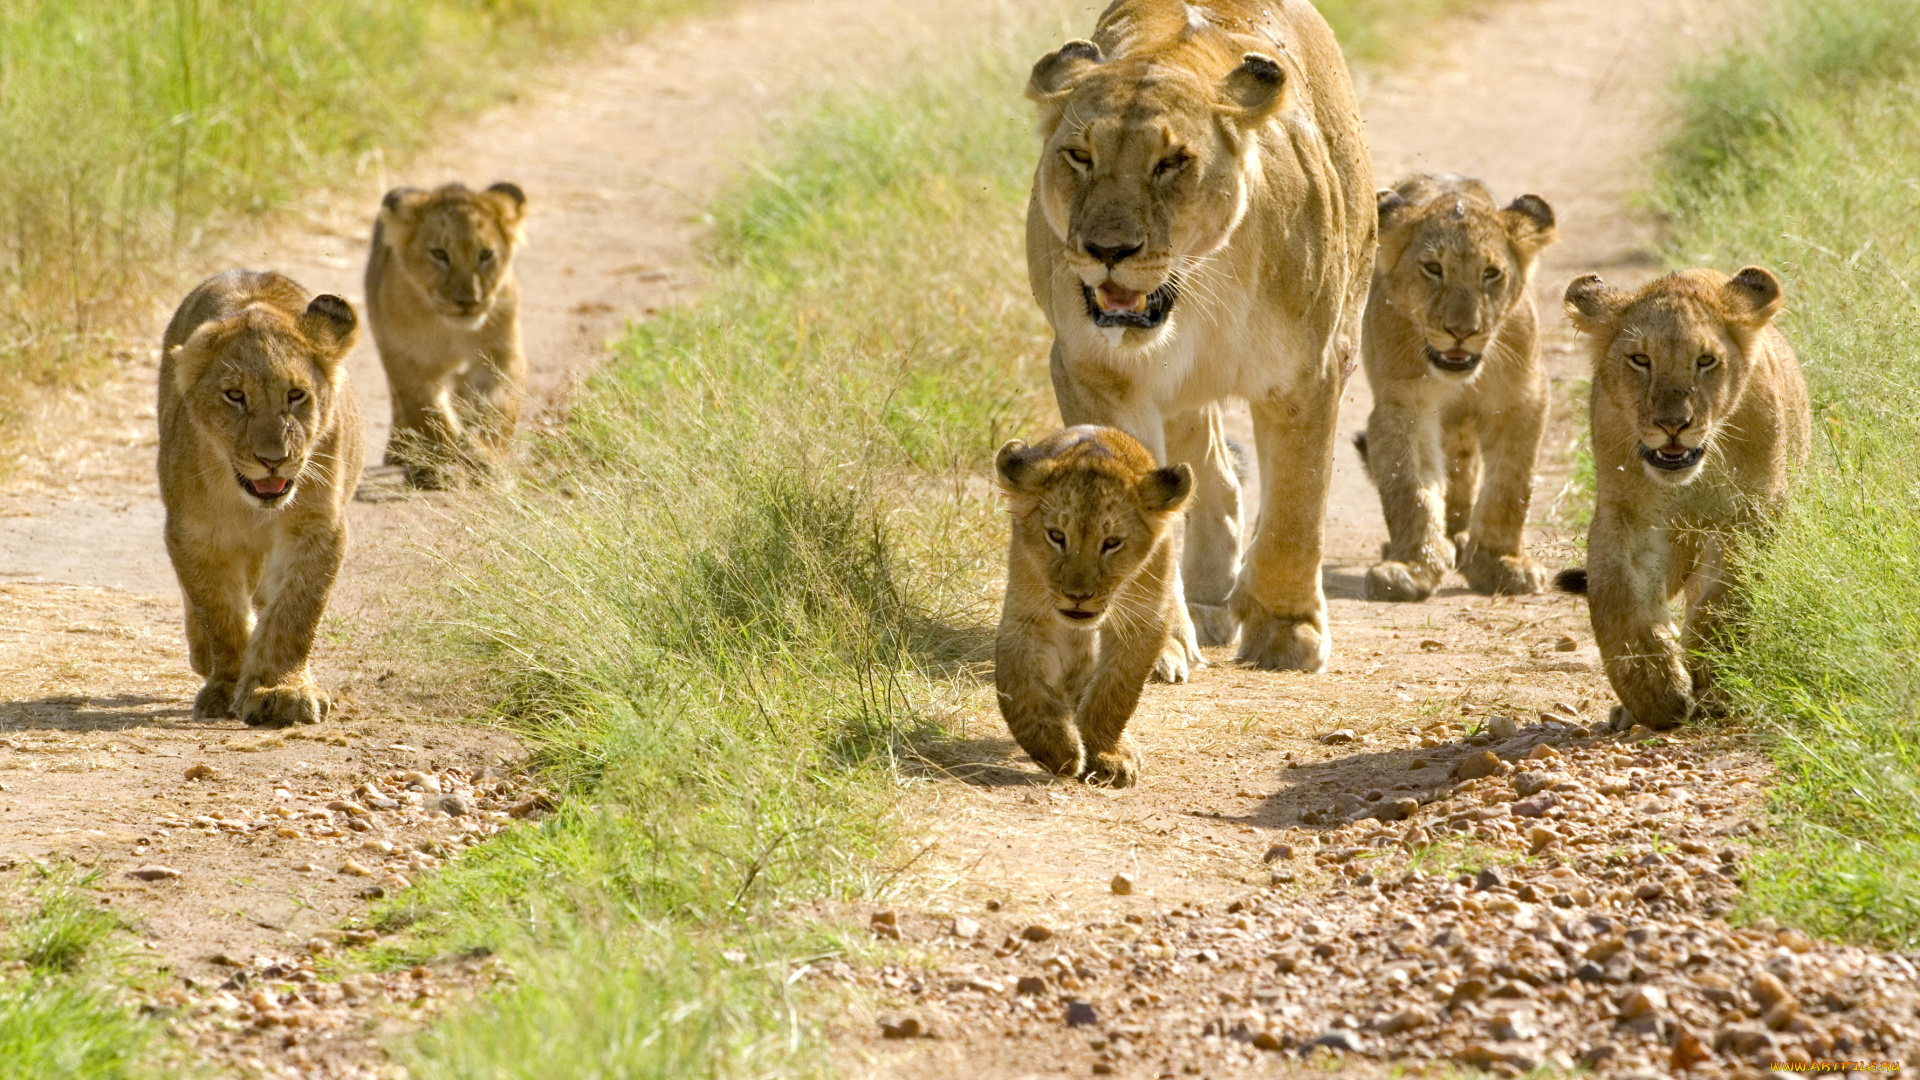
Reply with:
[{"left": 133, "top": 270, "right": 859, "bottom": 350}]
[
  {"left": 0, "top": 0, "right": 709, "bottom": 448},
  {"left": 394, "top": 0, "right": 1481, "bottom": 1074},
  {"left": 1654, "top": 0, "right": 1920, "bottom": 946},
  {"left": 0, "top": 870, "right": 157, "bottom": 1080}
]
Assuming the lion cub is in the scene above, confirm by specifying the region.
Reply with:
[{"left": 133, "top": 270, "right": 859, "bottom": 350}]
[
  {"left": 365, "top": 181, "right": 528, "bottom": 488},
  {"left": 158, "top": 270, "right": 364, "bottom": 727},
  {"left": 1358, "top": 174, "right": 1557, "bottom": 602},
  {"left": 994, "top": 427, "right": 1193, "bottom": 787},
  {"left": 1561, "top": 266, "right": 1809, "bottom": 729}
]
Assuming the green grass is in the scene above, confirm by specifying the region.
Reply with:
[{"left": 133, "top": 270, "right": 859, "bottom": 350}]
[
  {"left": 1653, "top": 0, "right": 1920, "bottom": 947},
  {"left": 0, "top": 0, "right": 713, "bottom": 446},
  {"left": 396, "top": 0, "right": 1490, "bottom": 1073},
  {"left": 0, "top": 870, "right": 157, "bottom": 1080}
]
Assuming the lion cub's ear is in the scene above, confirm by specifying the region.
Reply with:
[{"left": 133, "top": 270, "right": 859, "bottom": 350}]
[
  {"left": 995, "top": 440, "right": 1047, "bottom": 492},
  {"left": 1564, "top": 273, "right": 1627, "bottom": 335},
  {"left": 1027, "top": 40, "right": 1103, "bottom": 101},
  {"left": 299, "top": 295, "right": 359, "bottom": 377},
  {"left": 1499, "top": 194, "right": 1557, "bottom": 261},
  {"left": 1220, "top": 53, "right": 1288, "bottom": 126},
  {"left": 1721, "top": 265, "right": 1784, "bottom": 328},
  {"left": 378, "top": 187, "right": 427, "bottom": 228},
  {"left": 485, "top": 182, "right": 529, "bottom": 228},
  {"left": 1138, "top": 463, "right": 1194, "bottom": 515}
]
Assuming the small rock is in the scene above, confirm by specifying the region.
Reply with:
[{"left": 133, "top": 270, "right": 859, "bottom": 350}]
[
  {"left": 1449, "top": 978, "right": 1490, "bottom": 1007},
  {"left": 1373, "top": 797, "right": 1419, "bottom": 822},
  {"left": 1512, "top": 771, "right": 1552, "bottom": 796},
  {"left": 1251, "top": 1031, "right": 1283, "bottom": 1051},
  {"left": 950, "top": 915, "right": 981, "bottom": 939},
  {"left": 1333, "top": 792, "right": 1369, "bottom": 817},
  {"left": 327, "top": 800, "right": 372, "bottom": 819},
  {"left": 1487, "top": 714, "right": 1519, "bottom": 739},
  {"left": 1474, "top": 867, "right": 1504, "bottom": 891},
  {"left": 1526, "top": 743, "right": 1560, "bottom": 761},
  {"left": 1526, "top": 826, "right": 1558, "bottom": 854},
  {"left": 292, "top": 863, "right": 321, "bottom": 873},
  {"left": 508, "top": 792, "right": 557, "bottom": 818},
  {"left": 1015, "top": 975, "right": 1048, "bottom": 996},
  {"left": 1020, "top": 924, "right": 1054, "bottom": 943},
  {"left": 1672, "top": 1030, "right": 1712, "bottom": 1071},
  {"left": 1512, "top": 791, "right": 1560, "bottom": 817},
  {"left": 869, "top": 911, "right": 900, "bottom": 940},
  {"left": 1776, "top": 927, "right": 1813, "bottom": 954},
  {"left": 1109, "top": 873, "right": 1134, "bottom": 896},
  {"left": 1453, "top": 750, "right": 1503, "bottom": 780},
  {"left": 1407, "top": 757, "right": 1428, "bottom": 770},
  {"left": 1263, "top": 844, "right": 1294, "bottom": 863},
  {"left": 1618, "top": 986, "right": 1667, "bottom": 1020},
  {"left": 1321, "top": 729, "right": 1355, "bottom": 745},
  {"left": 1065, "top": 1000, "right": 1099, "bottom": 1027},
  {"left": 880, "top": 1017, "right": 929, "bottom": 1039},
  {"left": 1420, "top": 639, "right": 1445, "bottom": 651},
  {"left": 1491, "top": 1012, "right": 1538, "bottom": 1041},
  {"left": 402, "top": 770, "right": 443, "bottom": 794},
  {"left": 1303, "top": 1029, "right": 1365, "bottom": 1055},
  {"left": 183, "top": 764, "right": 216, "bottom": 781},
  {"left": 127, "top": 865, "right": 182, "bottom": 882},
  {"left": 435, "top": 794, "right": 472, "bottom": 817},
  {"left": 1377, "top": 1007, "right": 1431, "bottom": 1035},
  {"left": 1553, "top": 635, "right": 1579, "bottom": 652},
  {"left": 1269, "top": 868, "right": 1295, "bottom": 886}
]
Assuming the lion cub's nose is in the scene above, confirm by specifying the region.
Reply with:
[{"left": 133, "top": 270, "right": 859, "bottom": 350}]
[
  {"left": 1062, "top": 588, "right": 1097, "bottom": 604},
  {"left": 1084, "top": 239, "right": 1143, "bottom": 267},
  {"left": 256, "top": 453, "right": 288, "bottom": 470}
]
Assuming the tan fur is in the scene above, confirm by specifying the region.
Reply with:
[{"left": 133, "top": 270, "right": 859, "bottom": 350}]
[
  {"left": 1360, "top": 175, "right": 1558, "bottom": 601},
  {"left": 1024, "top": 0, "right": 1374, "bottom": 676},
  {"left": 1564, "top": 266, "right": 1810, "bottom": 729},
  {"left": 366, "top": 181, "right": 527, "bottom": 489},
  {"left": 157, "top": 270, "right": 364, "bottom": 727},
  {"left": 995, "top": 427, "right": 1193, "bottom": 787}
]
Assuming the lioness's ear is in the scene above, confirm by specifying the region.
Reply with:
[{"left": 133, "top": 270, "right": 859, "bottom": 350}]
[
  {"left": 1564, "top": 273, "right": 1626, "bottom": 334},
  {"left": 167, "top": 324, "right": 222, "bottom": 399},
  {"left": 299, "top": 294, "right": 359, "bottom": 372},
  {"left": 1027, "top": 39, "right": 1103, "bottom": 101},
  {"left": 1220, "top": 53, "right": 1287, "bottom": 126},
  {"left": 1138, "top": 463, "right": 1194, "bottom": 514},
  {"left": 1499, "top": 194, "right": 1557, "bottom": 259},
  {"left": 995, "top": 439, "right": 1048, "bottom": 495},
  {"left": 1722, "top": 265, "right": 1784, "bottom": 327}
]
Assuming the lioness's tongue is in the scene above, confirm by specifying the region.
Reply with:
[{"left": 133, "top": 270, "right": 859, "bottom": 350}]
[
  {"left": 253, "top": 476, "right": 289, "bottom": 495},
  {"left": 1097, "top": 283, "right": 1146, "bottom": 313}
]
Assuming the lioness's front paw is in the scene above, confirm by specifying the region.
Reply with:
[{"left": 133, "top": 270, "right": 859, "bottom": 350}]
[
  {"left": 1233, "top": 603, "right": 1329, "bottom": 672},
  {"left": 1083, "top": 744, "right": 1142, "bottom": 788},
  {"left": 1152, "top": 643, "right": 1192, "bottom": 684},
  {"left": 192, "top": 679, "right": 237, "bottom": 720},
  {"left": 241, "top": 684, "right": 328, "bottom": 728},
  {"left": 1188, "top": 602, "right": 1238, "bottom": 648},
  {"left": 1364, "top": 560, "right": 1441, "bottom": 602},
  {"left": 1461, "top": 547, "right": 1548, "bottom": 596}
]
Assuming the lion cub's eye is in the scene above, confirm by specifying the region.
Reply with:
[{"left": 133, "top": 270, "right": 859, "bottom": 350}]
[
  {"left": 1627, "top": 353, "right": 1652, "bottom": 370},
  {"left": 1046, "top": 528, "right": 1067, "bottom": 549},
  {"left": 429, "top": 248, "right": 451, "bottom": 265},
  {"left": 1154, "top": 152, "right": 1190, "bottom": 178},
  {"left": 478, "top": 249, "right": 495, "bottom": 264},
  {"left": 1062, "top": 148, "right": 1092, "bottom": 168},
  {"left": 223, "top": 389, "right": 245, "bottom": 405},
  {"left": 1697, "top": 353, "right": 1720, "bottom": 370},
  {"left": 1100, "top": 537, "right": 1124, "bottom": 553},
  {"left": 1481, "top": 266, "right": 1502, "bottom": 283},
  {"left": 1421, "top": 262, "right": 1443, "bottom": 278},
  {"left": 287, "top": 388, "right": 307, "bottom": 405}
]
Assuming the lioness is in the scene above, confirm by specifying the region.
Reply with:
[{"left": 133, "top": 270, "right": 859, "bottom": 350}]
[
  {"left": 994, "top": 427, "right": 1193, "bottom": 787},
  {"left": 1560, "top": 267, "right": 1809, "bottom": 729},
  {"left": 158, "top": 270, "right": 364, "bottom": 727},
  {"left": 1025, "top": 0, "right": 1374, "bottom": 677},
  {"left": 366, "top": 181, "right": 528, "bottom": 489},
  {"left": 1357, "top": 174, "right": 1558, "bottom": 601}
]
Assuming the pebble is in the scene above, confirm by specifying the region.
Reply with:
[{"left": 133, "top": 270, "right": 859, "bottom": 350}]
[
  {"left": 1109, "top": 873, "right": 1134, "bottom": 896},
  {"left": 1617, "top": 986, "right": 1666, "bottom": 1019},
  {"left": 403, "top": 770, "right": 443, "bottom": 794},
  {"left": 1512, "top": 791, "right": 1560, "bottom": 817},
  {"left": 1474, "top": 867, "right": 1504, "bottom": 890},
  {"left": 1016, "top": 975, "right": 1048, "bottom": 996},
  {"left": 1407, "top": 757, "right": 1428, "bottom": 770},
  {"left": 436, "top": 794, "right": 472, "bottom": 817},
  {"left": 1374, "top": 797, "right": 1419, "bottom": 822},
  {"left": 1527, "top": 743, "right": 1560, "bottom": 761},
  {"left": 1453, "top": 750, "right": 1503, "bottom": 780},
  {"left": 327, "top": 800, "right": 371, "bottom": 819},
  {"left": 1304, "top": 1029, "right": 1365, "bottom": 1054},
  {"left": 879, "top": 1016, "right": 929, "bottom": 1039},
  {"left": 951, "top": 915, "right": 982, "bottom": 939},
  {"left": 1321, "top": 729, "right": 1355, "bottom": 745},
  {"left": 1064, "top": 1000, "right": 1099, "bottom": 1027},
  {"left": 127, "top": 864, "right": 182, "bottom": 881},
  {"left": 1263, "top": 844, "right": 1294, "bottom": 863},
  {"left": 1020, "top": 924, "right": 1054, "bottom": 943},
  {"left": 869, "top": 911, "right": 900, "bottom": 940},
  {"left": 338, "top": 861, "right": 373, "bottom": 877},
  {"left": 1487, "top": 714, "right": 1519, "bottom": 739},
  {"left": 183, "top": 764, "right": 216, "bottom": 781}
]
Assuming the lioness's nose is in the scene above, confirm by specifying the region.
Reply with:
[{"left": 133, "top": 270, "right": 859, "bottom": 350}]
[
  {"left": 256, "top": 453, "right": 288, "bottom": 469},
  {"left": 1062, "top": 587, "right": 1097, "bottom": 604},
  {"left": 1654, "top": 415, "right": 1692, "bottom": 437},
  {"left": 1085, "top": 239, "right": 1143, "bottom": 267}
]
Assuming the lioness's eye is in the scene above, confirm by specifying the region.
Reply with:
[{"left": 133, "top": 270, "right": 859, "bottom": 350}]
[
  {"left": 1063, "top": 148, "right": 1091, "bottom": 167},
  {"left": 1046, "top": 529, "right": 1067, "bottom": 548},
  {"left": 1697, "top": 354, "right": 1719, "bottom": 370},
  {"left": 478, "top": 249, "right": 495, "bottom": 264},
  {"left": 1422, "top": 262, "right": 1443, "bottom": 278},
  {"left": 1628, "top": 353, "right": 1651, "bottom": 370},
  {"left": 287, "top": 388, "right": 307, "bottom": 404},
  {"left": 1100, "top": 537, "right": 1124, "bottom": 553},
  {"left": 224, "top": 389, "right": 245, "bottom": 405},
  {"left": 429, "top": 248, "right": 450, "bottom": 265},
  {"left": 1154, "top": 153, "right": 1189, "bottom": 178},
  {"left": 1482, "top": 266, "right": 1502, "bottom": 282}
]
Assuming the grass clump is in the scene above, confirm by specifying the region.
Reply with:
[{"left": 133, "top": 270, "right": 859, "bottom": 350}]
[
  {"left": 0, "top": 0, "right": 711, "bottom": 442},
  {"left": 0, "top": 870, "right": 154, "bottom": 1080},
  {"left": 1655, "top": 0, "right": 1920, "bottom": 947}
]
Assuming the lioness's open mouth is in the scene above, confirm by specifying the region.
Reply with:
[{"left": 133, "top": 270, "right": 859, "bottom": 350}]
[
  {"left": 1640, "top": 443, "right": 1705, "bottom": 472},
  {"left": 1424, "top": 346, "right": 1482, "bottom": 374},
  {"left": 1083, "top": 279, "right": 1177, "bottom": 330},
  {"left": 239, "top": 473, "right": 293, "bottom": 504},
  {"left": 1059, "top": 609, "right": 1098, "bottom": 622}
]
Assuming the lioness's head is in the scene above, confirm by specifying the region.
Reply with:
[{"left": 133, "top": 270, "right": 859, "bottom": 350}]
[
  {"left": 997, "top": 426, "right": 1193, "bottom": 627},
  {"left": 1566, "top": 266, "right": 1786, "bottom": 486},
  {"left": 1026, "top": 39, "right": 1289, "bottom": 346},
  {"left": 169, "top": 293, "right": 359, "bottom": 509},
  {"left": 378, "top": 182, "right": 527, "bottom": 328},
  {"left": 1376, "top": 175, "right": 1555, "bottom": 378}
]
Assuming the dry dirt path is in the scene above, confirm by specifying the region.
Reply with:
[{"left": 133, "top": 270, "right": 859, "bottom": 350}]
[
  {"left": 0, "top": 0, "right": 1045, "bottom": 1075},
  {"left": 822, "top": 1, "right": 1920, "bottom": 1077}
]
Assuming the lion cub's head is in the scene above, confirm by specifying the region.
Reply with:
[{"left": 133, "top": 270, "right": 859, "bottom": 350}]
[
  {"left": 1566, "top": 266, "right": 1786, "bottom": 486},
  {"left": 997, "top": 426, "right": 1193, "bottom": 627},
  {"left": 168, "top": 284, "right": 358, "bottom": 509},
  {"left": 378, "top": 182, "right": 527, "bottom": 328},
  {"left": 1375, "top": 174, "right": 1556, "bottom": 378},
  {"left": 1025, "top": 39, "right": 1290, "bottom": 345}
]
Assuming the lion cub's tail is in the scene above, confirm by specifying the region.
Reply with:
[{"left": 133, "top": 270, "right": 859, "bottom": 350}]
[{"left": 1553, "top": 567, "right": 1588, "bottom": 595}]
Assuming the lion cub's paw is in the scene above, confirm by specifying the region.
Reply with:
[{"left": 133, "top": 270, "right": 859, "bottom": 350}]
[
  {"left": 1187, "top": 602, "right": 1238, "bottom": 648},
  {"left": 1233, "top": 605, "right": 1329, "bottom": 673},
  {"left": 1083, "top": 744, "right": 1142, "bottom": 788},
  {"left": 241, "top": 684, "right": 329, "bottom": 729},
  {"left": 1364, "top": 560, "right": 1441, "bottom": 603},
  {"left": 1462, "top": 547, "right": 1548, "bottom": 596},
  {"left": 1152, "top": 644, "right": 1191, "bottom": 684},
  {"left": 192, "top": 680, "right": 237, "bottom": 721}
]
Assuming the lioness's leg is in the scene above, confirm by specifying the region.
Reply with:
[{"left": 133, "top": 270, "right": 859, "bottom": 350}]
[
  {"left": 1678, "top": 531, "right": 1731, "bottom": 708},
  {"left": 1362, "top": 388, "right": 1451, "bottom": 602},
  {"left": 1165, "top": 405, "right": 1242, "bottom": 647},
  {"left": 1443, "top": 420, "right": 1479, "bottom": 558},
  {"left": 1586, "top": 511, "right": 1692, "bottom": 729},
  {"left": 994, "top": 618, "right": 1086, "bottom": 778},
  {"left": 174, "top": 568, "right": 252, "bottom": 720},
  {"left": 235, "top": 524, "right": 345, "bottom": 728},
  {"left": 1460, "top": 393, "right": 1548, "bottom": 595},
  {"left": 1235, "top": 373, "right": 1340, "bottom": 671}
]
